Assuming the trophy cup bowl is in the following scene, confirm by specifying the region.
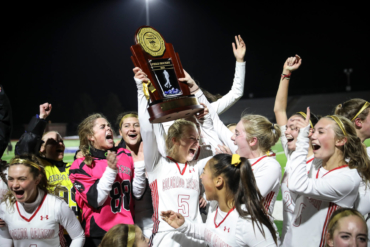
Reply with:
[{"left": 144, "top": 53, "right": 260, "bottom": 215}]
[{"left": 130, "top": 26, "right": 203, "bottom": 123}]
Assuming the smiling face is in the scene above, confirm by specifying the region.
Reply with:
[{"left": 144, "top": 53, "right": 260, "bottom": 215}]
[
  {"left": 40, "top": 132, "right": 65, "bottom": 161},
  {"left": 231, "top": 120, "right": 252, "bottom": 158},
  {"left": 173, "top": 125, "right": 200, "bottom": 163},
  {"left": 328, "top": 215, "right": 368, "bottom": 247},
  {"left": 119, "top": 117, "right": 141, "bottom": 148},
  {"left": 89, "top": 118, "right": 114, "bottom": 150},
  {"left": 284, "top": 115, "right": 303, "bottom": 151},
  {"left": 358, "top": 111, "right": 370, "bottom": 141},
  {"left": 311, "top": 118, "right": 341, "bottom": 160},
  {"left": 8, "top": 165, "right": 40, "bottom": 203},
  {"left": 200, "top": 160, "right": 218, "bottom": 201}
]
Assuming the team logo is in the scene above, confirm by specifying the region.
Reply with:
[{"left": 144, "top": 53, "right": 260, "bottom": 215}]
[
  {"left": 74, "top": 181, "right": 85, "bottom": 193},
  {"left": 223, "top": 226, "right": 230, "bottom": 232},
  {"left": 40, "top": 215, "right": 49, "bottom": 220},
  {"left": 137, "top": 27, "right": 166, "bottom": 57}
]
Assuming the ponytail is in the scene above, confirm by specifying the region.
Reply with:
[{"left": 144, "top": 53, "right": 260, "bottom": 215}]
[{"left": 210, "top": 154, "right": 277, "bottom": 244}]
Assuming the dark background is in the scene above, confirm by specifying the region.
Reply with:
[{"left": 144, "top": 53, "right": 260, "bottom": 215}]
[{"left": 2, "top": 0, "right": 368, "bottom": 137}]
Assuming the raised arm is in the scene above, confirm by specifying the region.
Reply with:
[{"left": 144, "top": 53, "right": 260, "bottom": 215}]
[
  {"left": 15, "top": 103, "right": 52, "bottom": 155},
  {"left": 288, "top": 112, "right": 361, "bottom": 203},
  {"left": 134, "top": 68, "right": 162, "bottom": 173},
  {"left": 212, "top": 35, "right": 246, "bottom": 115},
  {"left": 274, "top": 55, "right": 302, "bottom": 127}
]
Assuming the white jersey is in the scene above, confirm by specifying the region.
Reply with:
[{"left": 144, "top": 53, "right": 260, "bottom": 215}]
[
  {"left": 137, "top": 79, "right": 209, "bottom": 247},
  {"left": 135, "top": 177, "right": 154, "bottom": 238},
  {"left": 282, "top": 125, "right": 362, "bottom": 247},
  {"left": 0, "top": 166, "right": 8, "bottom": 201},
  {"left": 0, "top": 190, "right": 85, "bottom": 247},
  {"left": 176, "top": 201, "right": 277, "bottom": 247},
  {"left": 249, "top": 155, "right": 281, "bottom": 216}
]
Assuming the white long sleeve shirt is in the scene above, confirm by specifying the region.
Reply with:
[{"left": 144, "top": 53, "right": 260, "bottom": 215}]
[
  {"left": 210, "top": 61, "right": 245, "bottom": 115},
  {"left": 137, "top": 77, "right": 210, "bottom": 247},
  {"left": 176, "top": 201, "right": 277, "bottom": 247},
  {"left": 0, "top": 189, "right": 85, "bottom": 247},
  {"left": 282, "top": 125, "right": 361, "bottom": 247}
]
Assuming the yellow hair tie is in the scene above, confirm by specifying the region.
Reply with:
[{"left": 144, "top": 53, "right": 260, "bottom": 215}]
[
  {"left": 351, "top": 101, "right": 370, "bottom": 121},
  {"left": 119, "top": 113, "right": 139, "bottom": 129},
  {"left": 10, "top": 158, "right": 41, "bottom": 172},
  {"left": 329, "top": 115, "right": 347, "bottom": 136},
  {"left": 297, "top": 112, "right": 313, "bottom": 129},
  {"left": 127, "top": 224, "right": 136, "bottom": 247},
  {"left": 231, "top": 154, "right": 241, "bottom": 167}
]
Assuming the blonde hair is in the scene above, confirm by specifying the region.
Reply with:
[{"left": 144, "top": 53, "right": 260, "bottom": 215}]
[
  {"left": 3, "top": 154, "right": 54, "bottom": 210},
  {"left": 324, "top": 115, "right": 370, "bottom": 183},
  {"left": 241, "top": 115, "right": 281, "bottom": 153},
  {"left": 325, "top": 208, "right": 368, "bottom": 247},
  {"left": 78, "top": 113, "right": 112, "bottom": 165},
  {"left": 335, "top": 98, "right": 370, "bottom": 122},
  {"left": 99, "top": 224, "right": 140, "bottom": 247},
  {"left": 165, "top": 119, "right": 197, "bottom": 157}
]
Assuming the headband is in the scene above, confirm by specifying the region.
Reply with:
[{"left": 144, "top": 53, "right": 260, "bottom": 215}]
[
  {"left": 297, "top": 112, "right": 314, "bottom": 129},
  {"left": 351, "top": 101, "right": 370, "bottom": 121},
  {"left": 231, "top": 154, "right": 241, "bottom": 167},
  {"left": 10, "top": 158, "right": 41, "bottom": 172},
  {"left": 127, "top": 224, "right": 136, "bottom": 247},
  {"left": 329, "top": 115, "right": 347, "bottom": 136},
  {"left": 119, "top": 113, "right": 139, "bottom": 129}
]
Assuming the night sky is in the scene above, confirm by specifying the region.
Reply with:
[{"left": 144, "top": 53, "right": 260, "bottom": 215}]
[{"left": 2, "top": 0, "right": 368, "bottom": 137}]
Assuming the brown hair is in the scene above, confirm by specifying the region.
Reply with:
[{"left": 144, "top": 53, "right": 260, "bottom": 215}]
[
  {"left": 199, "top": 87, "right": 222, "bottom": 103},
  {"left": 325, "top": 208, "right": 368, "bottom": 247},
  {"left": 165, "top": 119, "right": 197, "bottom": 157},
  {"left": 324, "top": 115, "right": 370, "bottom": 183},
  {"left": 3, "top": 154, "right": 54, "bottom": 210},
  {"left": 241, "top": 115, "right": 281, "bottom": 153},
  {"left": 210, "top": 154, "right": 277, "bottom": 244},
  {"left": 78, "top": 113, "right": 112, "bottom": 165},
  {"left": 99, "top": 224, "right": 141, "bottom": 247},
  {"left": 39, "top": 131, "right": 63, "bottom": 157},
  {"left": 335, "top": 98, "right": 370, "bottom": 121}
]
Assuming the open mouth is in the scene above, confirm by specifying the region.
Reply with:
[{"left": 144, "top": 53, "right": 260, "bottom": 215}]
[
  {"left": 128, "top": 133, "right": 137, "bottom": 140},
  {"left": 106, "top": 132, "right": 113, "bottom": 143},
  {"left": 312, "top": 143, "right": 321, "bottom": 151},
  {"left": 189, "top": 148, "right": 196, "bottom": 156},
  {"left": 56, "top": 148, "right": 64, "bottom": 153},
  {"left": 286, "top": 136, "right": 294, "bottom": 143},
  {"left": 14, "top": 190, "right": 24, "bottom": 198}
]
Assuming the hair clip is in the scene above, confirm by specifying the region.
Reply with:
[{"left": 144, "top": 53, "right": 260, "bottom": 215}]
[{"left": 231, "top": 154, "right": 241, "bottom": 167}]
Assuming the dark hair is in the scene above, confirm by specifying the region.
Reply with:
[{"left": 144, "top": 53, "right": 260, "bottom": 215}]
[
  {"left": 210, "top": 154, "right": 277, "bottom": 244},
  {"left": 199, "top": 87, "right": 222, "bottom": 103}
]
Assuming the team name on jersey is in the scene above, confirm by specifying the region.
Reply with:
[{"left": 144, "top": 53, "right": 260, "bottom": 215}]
[
  {"left": 49, "top": 174, "right": 70, "bottom": 183},
  {"left": 118, "top": 165, "right": 132, "bottom": 176},
  {"left": 204, "top": 228, "right": 232, "bottom": 247},
  {"left": 9, "top": 228, "right": 55, "bottom": 240},
  {"left": 162, "top": 176, "right": 199, "bottom": 193}
]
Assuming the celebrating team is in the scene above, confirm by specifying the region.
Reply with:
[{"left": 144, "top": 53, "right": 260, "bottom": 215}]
[{"left": 0, "top": 36, "right": 369, "bottom": 247}]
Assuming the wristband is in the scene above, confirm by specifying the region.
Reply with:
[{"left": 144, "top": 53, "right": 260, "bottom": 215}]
[
  {"left": 190, "top": 86, "right": 199, "bottom": 93},
  {"left": 281, "top": 73, "right": 291, "bottom": 80}
]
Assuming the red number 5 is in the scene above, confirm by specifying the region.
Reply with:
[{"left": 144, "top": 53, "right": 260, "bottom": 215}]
[{"left": 178, "top": 195, "right": 190, "bottom": 217}]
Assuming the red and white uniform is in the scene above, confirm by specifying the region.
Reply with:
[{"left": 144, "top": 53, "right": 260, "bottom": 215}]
[
  {"left": 0, "top": 189, "right": 85, "bottom": 247},
  {"left": 176, "top": 201, "right": 277, "bottom": 247},
  {"left": 69, "top": 148, "right": 145, "bottom": 238},
  {"left": 280, "top": 125, "right": 319, "bottom": 241},
  {"left": 137, "top": 78, "right": 209, "bottom": 247},
  {"left": 249, "top": 156, "right": 281, "bottom": 217},
  {"left": 282, "top": 125, "right": 362, "bottom": 247}
]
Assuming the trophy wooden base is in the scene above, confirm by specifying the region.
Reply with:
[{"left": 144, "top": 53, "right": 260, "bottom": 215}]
[{"left": 148, "top": 95, "right": 203, "bottom": 123}]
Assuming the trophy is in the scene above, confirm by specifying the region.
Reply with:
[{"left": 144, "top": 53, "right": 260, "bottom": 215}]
[{"left": 130, "top": 26, "right": 203, "bottom": 123}]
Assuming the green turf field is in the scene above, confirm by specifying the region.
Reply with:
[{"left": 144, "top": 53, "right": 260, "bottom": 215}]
[{"left": 2, "top": 138, "right": 370, "bottom": 236}]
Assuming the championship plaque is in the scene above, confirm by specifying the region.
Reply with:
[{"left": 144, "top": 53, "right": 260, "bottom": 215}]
[{"left": 131, "top": 26, "right": 203, "bottom": 123}]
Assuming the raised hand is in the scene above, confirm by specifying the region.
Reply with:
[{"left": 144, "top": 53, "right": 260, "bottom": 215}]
[
  {"left": 196, "top": 103, "right": 208, "bottom": 120},
  {"left": 133, "top": 67, "right": 149, "bottom": 83},
  {"left": 232, "top": 35, "right": 246, "bottom": 63},
  {"left": 179, "top": 69, "right": 196, "bottom": 88},
  {"left": 107, "top": 150, "right": 118, "bottom": 170},
  {"left": 160, "top": 210, "right": 185, "bottom": 229},
  {"left": 215, "top": 144, "right": 233, "bottom": 155},
  {"left": 39, "top": 103, "right": 52, "bottom": 119},
  {"left": 283, "top": 55, "right": 302, "bottom": 73},
  {"left": 295, "top": 107, "right": 311, "bottom": 131}
]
